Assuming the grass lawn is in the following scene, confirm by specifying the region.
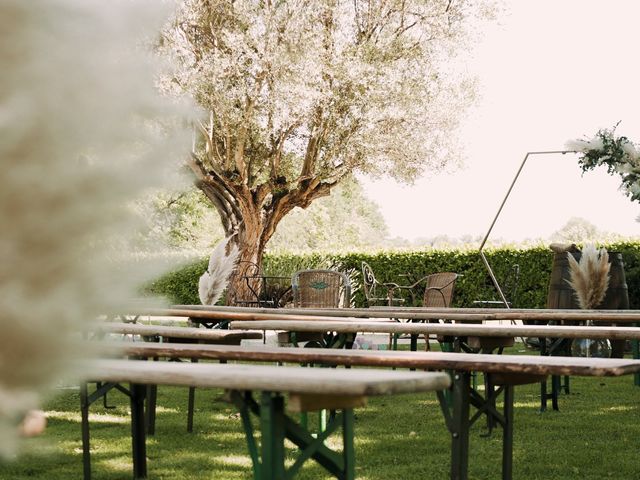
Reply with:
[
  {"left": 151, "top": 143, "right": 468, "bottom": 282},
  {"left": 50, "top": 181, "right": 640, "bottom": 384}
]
[{"left": 1, "top": 347, "right": 639, "bottom": 479}]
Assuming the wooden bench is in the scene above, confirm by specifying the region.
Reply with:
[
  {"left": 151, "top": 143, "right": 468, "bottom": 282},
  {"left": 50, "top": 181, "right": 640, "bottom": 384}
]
[
  {"left": 86, "top": 322, "right": 262, "bottom": 433},
  {"left": 105, "top": 341, "right": 640, "bottom": 480},
  {"left": 81, "top": 359, "right": 449, "bottom": 480},
  {"left": 91, "top": 321, "right": 263, "bottom": 344},
  {"left": 230, "top": 319, "right": 640, "bottom": 409},
  {"left": 154, "top": 306, "right": 640, "bottom": 355},
  {"left": 171, "top": 304, "right": 640, "bottom": 323}
]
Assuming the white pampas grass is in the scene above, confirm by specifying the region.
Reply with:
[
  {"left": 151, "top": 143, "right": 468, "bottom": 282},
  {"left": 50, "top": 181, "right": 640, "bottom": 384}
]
[
  {"left": 0, "top": 0, "right": 190, "bottom": 456},
  {"left": 198, "top": 237, "right": 240, "bottom": 305},
  {"left": 566, "top": 244, "right": 610, "bottom": 310}
]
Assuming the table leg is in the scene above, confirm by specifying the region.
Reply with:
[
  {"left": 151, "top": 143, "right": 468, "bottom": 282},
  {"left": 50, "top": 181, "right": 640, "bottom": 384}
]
[
  {"left": 231, "top": 390, "right": 356, "bottom": 479},
  {"left": 342, "top": 409, "right": 356, "bottom": 480},
  {"left": 450, "top": 372, "right": 471, "bottom": 480},
  {"left": 259, "top": 392, "right": 286, "bottom": 480}
]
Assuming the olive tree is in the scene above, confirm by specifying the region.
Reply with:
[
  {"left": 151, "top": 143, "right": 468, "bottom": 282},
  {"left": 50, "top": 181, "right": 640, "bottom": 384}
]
[{"left": 160, "top": 0, "right": 494, "bottom": 298}]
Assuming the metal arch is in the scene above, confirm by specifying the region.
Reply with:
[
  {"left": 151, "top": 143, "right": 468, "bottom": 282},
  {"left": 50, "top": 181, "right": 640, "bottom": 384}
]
[{"left": 478, "top": 150, "right": 576, "bottom": 308}]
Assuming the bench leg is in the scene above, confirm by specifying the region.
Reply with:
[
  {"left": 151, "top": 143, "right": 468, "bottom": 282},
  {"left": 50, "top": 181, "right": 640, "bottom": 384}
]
[
  {"left": 130, "top": 383, "right": 148, "bottom": 479},
  {"left": 146, "top": 385, "right": 157, "bottom": 436},
  {"left": 187, "top": 387, "right": 196, "bottom": 433},
  {"left": 80, "top": 383, "right": 92, "bottom": 480},
  {"left": 502, "top": 385, "right": 514, "bottom": 480}
]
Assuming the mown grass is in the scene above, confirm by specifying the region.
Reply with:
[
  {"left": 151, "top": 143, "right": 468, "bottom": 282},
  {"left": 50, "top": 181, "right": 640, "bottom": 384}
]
[{"left": 1, "top": 350, "right": 639, "bottom": 479}]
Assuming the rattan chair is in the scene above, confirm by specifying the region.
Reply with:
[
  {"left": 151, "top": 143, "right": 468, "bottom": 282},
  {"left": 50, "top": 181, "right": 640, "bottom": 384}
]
[
  {"left": 423, "top": 272, "right": 458, "bottom": 308},
  {"left": 282, "top": 269, "right": 352, "bottom": 348},
  {"left": 422, "top": 272, "right": 458, "bottom": 351},
  {"left": 292, "top": 269, "right": 351, "bottom": 308}
]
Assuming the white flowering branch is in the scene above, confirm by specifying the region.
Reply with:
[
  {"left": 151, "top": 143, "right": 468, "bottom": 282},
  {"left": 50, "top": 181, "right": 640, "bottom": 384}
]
[{"left": 566, "top": 123, "right": 640, "bottom": 201}]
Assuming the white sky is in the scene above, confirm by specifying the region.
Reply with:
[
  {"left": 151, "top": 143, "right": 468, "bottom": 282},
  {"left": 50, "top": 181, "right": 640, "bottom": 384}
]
[{"left": 360, "top": 0, "right": 640, "bottom": 242}]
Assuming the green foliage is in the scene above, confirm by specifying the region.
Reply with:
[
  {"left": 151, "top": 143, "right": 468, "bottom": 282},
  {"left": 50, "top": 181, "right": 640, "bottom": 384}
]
[
  {"left": 133, "top": 178, "right": 391, "bottom": 254},
  {"left": 144, "top": 258, "right": 208, "bottom": 305},
  {"left": 333, "top": 247, "right": 548, "bottom": 308},
  {"left": 269, "top": 177, "right": 390, "bottom": 253},
  {"left": 572, "top": 123, "right": 640, "bottom": 201},
  {"left": 145, "top": 242, "right": 640, "bottom": 308}
]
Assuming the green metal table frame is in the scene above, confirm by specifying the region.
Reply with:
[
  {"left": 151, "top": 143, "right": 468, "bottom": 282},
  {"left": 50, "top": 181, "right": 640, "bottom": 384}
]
[
  {"left": 230, "top": 391, "right": 355, "bottom": 480},
  {"left": 80, "top": 381, "right": 147, "bottom": 480},
  {"left": 438, "top": 371, "right": 516, "bottom": 480},
  {"left": 80, "top": 383, "right": 357, "bottom": 480}
]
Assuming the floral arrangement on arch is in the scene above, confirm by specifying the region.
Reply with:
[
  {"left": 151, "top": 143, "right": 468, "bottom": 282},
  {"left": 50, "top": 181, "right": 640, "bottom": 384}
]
[{"left": 566, "top": 123, "right": 640, "bottom": 201}]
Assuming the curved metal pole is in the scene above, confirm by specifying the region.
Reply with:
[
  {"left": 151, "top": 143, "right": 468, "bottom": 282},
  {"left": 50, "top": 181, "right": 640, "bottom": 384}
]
[{"left": 479, "top": 150, "right": 576, "bottom": 308}]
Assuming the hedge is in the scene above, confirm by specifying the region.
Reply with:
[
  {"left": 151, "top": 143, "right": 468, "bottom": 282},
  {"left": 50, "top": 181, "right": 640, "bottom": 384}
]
[{"left": 144, "top": 242, "right": 640, "bottom": 309}]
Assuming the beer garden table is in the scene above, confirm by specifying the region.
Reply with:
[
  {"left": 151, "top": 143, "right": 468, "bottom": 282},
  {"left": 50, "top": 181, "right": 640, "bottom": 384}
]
[
  {"left": 81, "top": 358, "right": 449, "bottom": 480},
  {"left": 98, "top": 341, "right": 640, "bottom": 480}
]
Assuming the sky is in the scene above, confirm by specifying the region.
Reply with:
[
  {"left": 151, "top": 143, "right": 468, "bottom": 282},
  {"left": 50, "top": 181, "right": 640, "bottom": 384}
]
[{"left": 360, "top": 0, "right": 640, "bottom": 242}]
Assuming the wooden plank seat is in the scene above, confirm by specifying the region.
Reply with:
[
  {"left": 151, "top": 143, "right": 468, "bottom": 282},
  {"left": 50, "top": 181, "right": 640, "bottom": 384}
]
[
  {"left": 227, "top": 319, "right": 640, "bottom": 340},
  {"left": 103, "top": 341, "right": 640, "bottom": 480},
  {"left": 229, "top": 319, "right": 640, "bottom": 411},
  {"left": 171, "top": 304, "right": 640, "bottom": 323},
  {"left": 163, "top": 306, "right": 640, "bottom": 356},
  {"left": 81, "top": 359, "right": 450, "bottom": 480},
  {"left": 91, "top": 321, "right": 263, "bottom": 344},
  {"left": 87, "top": 322, "right": 263, "bottom": 434}
]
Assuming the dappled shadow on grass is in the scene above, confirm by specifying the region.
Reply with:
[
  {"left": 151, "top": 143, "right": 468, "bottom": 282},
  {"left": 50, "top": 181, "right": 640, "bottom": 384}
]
[{"left": 4, "top": 369, "right": 640, "bottom": 480}]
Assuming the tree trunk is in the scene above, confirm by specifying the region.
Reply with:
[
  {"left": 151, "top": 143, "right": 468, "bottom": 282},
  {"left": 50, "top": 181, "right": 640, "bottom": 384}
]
[{"left": 224, "top": 212, "right": 268, "bottom": 306}]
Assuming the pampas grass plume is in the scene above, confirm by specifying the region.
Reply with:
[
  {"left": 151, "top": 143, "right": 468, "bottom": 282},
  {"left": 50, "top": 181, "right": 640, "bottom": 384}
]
[
  {"left": 198, "top": 237, "right": 240, "bottom": 305},
  {"left": 566, "top": 244, "right": 610, "bottom": 310},
  {"left": 0, "top": 0, "right": 190, "bottom": 456}
]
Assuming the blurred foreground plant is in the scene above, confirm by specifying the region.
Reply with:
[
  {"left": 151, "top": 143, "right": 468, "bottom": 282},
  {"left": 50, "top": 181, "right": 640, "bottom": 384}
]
[{"left": 0, "top": 0, "right": 191, "bottom": 456}]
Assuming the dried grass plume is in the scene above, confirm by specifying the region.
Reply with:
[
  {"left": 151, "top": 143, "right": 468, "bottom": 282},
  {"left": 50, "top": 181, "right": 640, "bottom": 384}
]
[
  {"left": 566, "top": 244, "right": 610, "bottom": 310},
  {"left": 198, "top": 237, "right": 240, "bottom": 305},
  {"left": 0, "top": 0, "right": 190, "bottom": 456}
]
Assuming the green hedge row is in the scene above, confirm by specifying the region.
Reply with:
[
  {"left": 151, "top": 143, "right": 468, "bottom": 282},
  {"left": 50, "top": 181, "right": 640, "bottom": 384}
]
[{"left": 144, "top": 242, "right": 640, "bottom": 309}]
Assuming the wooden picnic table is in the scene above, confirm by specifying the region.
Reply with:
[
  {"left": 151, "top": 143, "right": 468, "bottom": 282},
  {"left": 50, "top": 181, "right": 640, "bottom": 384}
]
[
  {"left": 90, "top": 322, "right": 263, "bottom": 344},
  {"left": 229, "top": 319, "right": 640, "bottom": 412},
  {"left": 81, "top": 359, "right": 450, "bottom": 480},
  {"left": 170, "top": 304, "right": 640, "bottom": 323},
  {"left": 102, "top": 341, "right": 640, "bottom": 480},
  {"left": 86, "top": 322, "right": 263, "bottom": 434},
  {"left": 228, "top": 319, "right": 640, "bottom": 340}
]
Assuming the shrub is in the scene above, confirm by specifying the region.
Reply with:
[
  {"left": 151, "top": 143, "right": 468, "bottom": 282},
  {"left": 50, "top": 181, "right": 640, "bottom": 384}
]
[{"left": 143, "top": 242, "right": 640, "bottom": 308}]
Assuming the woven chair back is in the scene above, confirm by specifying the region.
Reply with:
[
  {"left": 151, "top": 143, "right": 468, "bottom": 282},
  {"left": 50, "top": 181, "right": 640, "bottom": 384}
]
[
  {"left": 292, "top": 269, "right": 351, "bottom": 308},
  {"left": 423, "top": 272, "right": 458, "bottom": 308}
]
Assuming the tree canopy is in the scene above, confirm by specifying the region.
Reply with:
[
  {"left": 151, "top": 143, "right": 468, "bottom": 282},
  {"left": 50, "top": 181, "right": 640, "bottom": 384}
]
[{"left": 159, "top": 0, "right": 496, "bottom": 296}]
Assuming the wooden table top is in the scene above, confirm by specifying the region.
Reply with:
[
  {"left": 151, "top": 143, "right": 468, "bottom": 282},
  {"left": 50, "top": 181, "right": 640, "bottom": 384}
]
[
  {"left": 161, "top": 305, "right": 640, "bottom": 323},
  {"left": 228, "top": 319, "right": 640, "bottom": 340},
  {"left": 89, "top": 322, "right": 263, "bottom": 342},
  {"left": 106, "top": 342, "right": 640, "bottom": 377},
  {"left": 85, "top": 358, "right": 451, "bottom": 396}
]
